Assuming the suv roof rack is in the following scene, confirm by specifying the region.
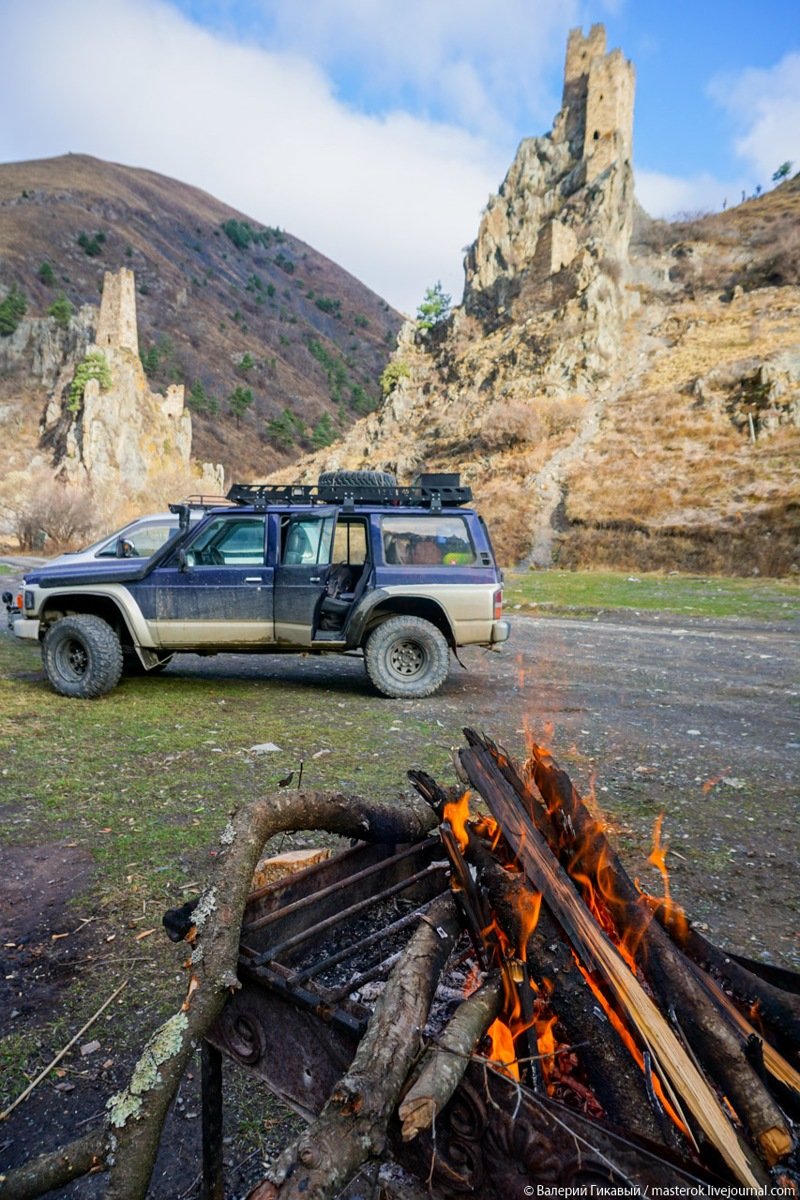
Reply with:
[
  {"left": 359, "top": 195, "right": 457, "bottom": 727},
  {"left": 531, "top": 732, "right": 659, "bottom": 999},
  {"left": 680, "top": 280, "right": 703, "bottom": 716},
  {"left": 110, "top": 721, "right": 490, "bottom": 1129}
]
[{"left": 226, "top": 482, "right": 473, "bottom": 510}]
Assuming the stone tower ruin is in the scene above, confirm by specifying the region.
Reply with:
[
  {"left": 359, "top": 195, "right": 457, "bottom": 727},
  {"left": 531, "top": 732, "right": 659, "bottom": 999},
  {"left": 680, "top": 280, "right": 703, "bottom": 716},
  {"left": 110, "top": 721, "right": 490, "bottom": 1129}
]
[
  {"left": 462, "top": 23, "right": 635, "bottom": 319},
  {"left": 95, "top": 267, "right": 139, "bottom": 356},
  {"left": 563, "top": 24, "right": 635, "bottom": 182}
]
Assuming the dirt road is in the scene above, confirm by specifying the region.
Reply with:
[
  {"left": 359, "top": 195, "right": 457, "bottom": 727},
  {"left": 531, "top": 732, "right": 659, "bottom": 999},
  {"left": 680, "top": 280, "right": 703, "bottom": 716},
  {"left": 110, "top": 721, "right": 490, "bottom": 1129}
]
[{"left": 166, "top": 611, "right": 800, "bottom": 967}]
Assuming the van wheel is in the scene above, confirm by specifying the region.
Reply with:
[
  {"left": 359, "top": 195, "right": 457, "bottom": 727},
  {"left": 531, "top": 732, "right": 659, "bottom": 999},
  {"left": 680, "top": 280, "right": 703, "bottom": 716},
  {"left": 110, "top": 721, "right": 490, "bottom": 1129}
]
[
  {"left": 364, "top": 615, "right": 450, "bottom": 698},
  {"left": 42, "top": 615, "right": 124, "bottom": 698}
]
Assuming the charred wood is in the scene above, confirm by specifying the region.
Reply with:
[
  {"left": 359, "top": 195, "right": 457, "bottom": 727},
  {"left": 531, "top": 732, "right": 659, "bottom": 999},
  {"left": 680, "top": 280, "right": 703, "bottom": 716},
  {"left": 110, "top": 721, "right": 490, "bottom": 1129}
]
[
  {"left": 398, "top": 972, "right": 503, "bottom": 1141},
  {"left": 260, "top": 892, "right": 461, "bottom": 1200},
  {"left": 459, "top": 744, "right": 769, "bottom": 1187},
  {"left": 484, "top": 738, "right": 795, "bottom": 1170}
]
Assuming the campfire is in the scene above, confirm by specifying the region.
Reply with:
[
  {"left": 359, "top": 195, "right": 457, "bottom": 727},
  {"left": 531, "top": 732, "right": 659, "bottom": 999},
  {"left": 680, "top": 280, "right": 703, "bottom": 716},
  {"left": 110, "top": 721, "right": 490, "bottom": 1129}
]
[{"left": 204, "top": 730, "right": 800, "bottom": 1199}]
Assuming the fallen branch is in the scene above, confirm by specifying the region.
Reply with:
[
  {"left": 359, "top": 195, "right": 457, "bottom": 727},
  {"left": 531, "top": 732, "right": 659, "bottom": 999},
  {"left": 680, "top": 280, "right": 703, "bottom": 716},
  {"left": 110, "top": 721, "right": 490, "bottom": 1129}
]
[
  {"left": 1, "top": 981, "right": 128, "bottom": 1123},
  {"left": 0, "top": 791, "right": 437, "bottom": 1200}
]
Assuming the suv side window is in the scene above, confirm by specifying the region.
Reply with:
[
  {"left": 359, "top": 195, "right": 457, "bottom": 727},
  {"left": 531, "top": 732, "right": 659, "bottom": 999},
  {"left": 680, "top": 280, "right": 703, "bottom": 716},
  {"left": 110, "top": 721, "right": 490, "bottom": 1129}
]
[
  {"left": 332, "top": 520, "right": 368, "bottom": 565},
  {"left": 96, "top": 521, "right": 178, "bottom": 558},
  {"left": 382, "top": 516, "right": 476, "bottom": 566},
  {"left": 185, "top": 516, "right": 266, "bottom": 566},
  {"left": 281, "top": 516, "right": 335, "bottom": 565}
]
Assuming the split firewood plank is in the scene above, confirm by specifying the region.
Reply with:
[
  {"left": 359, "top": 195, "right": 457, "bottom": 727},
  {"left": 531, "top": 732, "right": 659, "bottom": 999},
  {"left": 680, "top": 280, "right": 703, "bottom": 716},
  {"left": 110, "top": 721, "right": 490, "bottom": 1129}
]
[
  {"left": 460, "top": 745, "right": 767, "bottom": 1190},
  {"left": 398, "top": 972, "right": 503, "bottom": 1141},
  {"left": 503, "top": 735, "right": 794, "bottom": 1168},
  {"left": 255, "top": 892, "right": 461, "bottom": 1200}
]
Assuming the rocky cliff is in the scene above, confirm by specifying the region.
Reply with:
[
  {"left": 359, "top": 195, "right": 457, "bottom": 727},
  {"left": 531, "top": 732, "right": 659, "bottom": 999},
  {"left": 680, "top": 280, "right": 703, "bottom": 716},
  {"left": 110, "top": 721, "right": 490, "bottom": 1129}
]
[{"left": 270, "top": 26, "right": 800, "bottom": 576}]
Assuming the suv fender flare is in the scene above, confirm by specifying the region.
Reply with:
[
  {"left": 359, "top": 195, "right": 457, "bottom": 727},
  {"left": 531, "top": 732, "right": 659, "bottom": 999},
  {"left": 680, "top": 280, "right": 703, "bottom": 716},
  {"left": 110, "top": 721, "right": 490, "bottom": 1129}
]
[
  {"left": 346, "top": 589, "right": 456, "bottom": 651},
  {"left": 39, "top": 586, "right": 157, "bottom": 651}
]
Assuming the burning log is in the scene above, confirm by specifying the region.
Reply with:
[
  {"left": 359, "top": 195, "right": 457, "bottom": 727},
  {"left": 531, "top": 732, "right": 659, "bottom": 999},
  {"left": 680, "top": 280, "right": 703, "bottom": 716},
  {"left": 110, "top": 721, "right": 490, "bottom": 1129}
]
[
  {"left": 649, "top": 899, "right": 800, "bottom": 1053},
  {"left": 398, "top": 972, "right": 503, "bottom": 1141},
  {"left": 466, "top": 732, "right": 796, "bottom": 1171},
  {"left": 459, "top": 741, "right": 770, "bottom": 1188},
  {"left": 254, "top": 892, "right": 461, "bottom": 1200}
]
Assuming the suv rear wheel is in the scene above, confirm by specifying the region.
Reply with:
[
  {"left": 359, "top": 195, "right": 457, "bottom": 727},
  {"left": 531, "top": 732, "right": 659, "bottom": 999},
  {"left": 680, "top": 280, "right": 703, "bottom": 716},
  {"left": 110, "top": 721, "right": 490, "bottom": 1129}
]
[
  {"left": 42, "top": 615, "right": 124, "bottom": 699},
  {"left": 364, "top": 615, "right": 449, "bottom": 699}
]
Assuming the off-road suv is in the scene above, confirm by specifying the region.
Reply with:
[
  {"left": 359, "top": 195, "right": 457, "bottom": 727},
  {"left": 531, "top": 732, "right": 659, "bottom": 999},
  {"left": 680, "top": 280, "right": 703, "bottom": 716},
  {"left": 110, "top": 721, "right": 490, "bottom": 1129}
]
[{"left": 6, "top": 472, "right": 509, "bottom": 700}]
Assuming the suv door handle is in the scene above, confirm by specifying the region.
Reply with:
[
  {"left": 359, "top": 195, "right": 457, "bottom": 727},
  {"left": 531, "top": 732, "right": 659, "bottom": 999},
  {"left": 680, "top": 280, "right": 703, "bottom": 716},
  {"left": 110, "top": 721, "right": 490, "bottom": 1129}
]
[
  {"left": 245, "top": 576, "right": 263, "bottom": 583},
  {"left": 310, "top": 576, "right": 321, "bottom": 582}
]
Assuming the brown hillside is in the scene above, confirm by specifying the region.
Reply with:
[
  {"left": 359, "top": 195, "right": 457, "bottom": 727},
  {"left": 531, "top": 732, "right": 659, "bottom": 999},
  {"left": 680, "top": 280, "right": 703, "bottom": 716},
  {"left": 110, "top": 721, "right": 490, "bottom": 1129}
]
[{"left": 0, "top": 154, "right": 401, "bottom": 480}]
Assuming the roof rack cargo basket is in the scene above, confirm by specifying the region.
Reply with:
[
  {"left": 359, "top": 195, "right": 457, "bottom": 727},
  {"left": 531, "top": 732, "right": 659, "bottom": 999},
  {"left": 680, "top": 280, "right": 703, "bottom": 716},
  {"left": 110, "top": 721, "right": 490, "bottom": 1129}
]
[{"left": 226, "top": 482, "right": 473, "bottom": 509}]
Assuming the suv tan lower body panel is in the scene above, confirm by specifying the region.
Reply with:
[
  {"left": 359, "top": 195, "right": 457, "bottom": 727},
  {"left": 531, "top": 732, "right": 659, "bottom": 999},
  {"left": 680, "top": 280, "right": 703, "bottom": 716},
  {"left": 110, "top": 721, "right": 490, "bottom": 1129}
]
[{"left": 379, "top": 583, "right": 497, "bottom": 645}]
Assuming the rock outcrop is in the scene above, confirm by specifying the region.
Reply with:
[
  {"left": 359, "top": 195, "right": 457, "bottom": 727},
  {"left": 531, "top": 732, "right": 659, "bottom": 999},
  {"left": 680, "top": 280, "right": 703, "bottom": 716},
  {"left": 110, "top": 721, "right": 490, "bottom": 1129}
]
[
  {"left": 41, "top": 269, "right": 222, "bottom": 495},
  {"left": 268, "top": 26, "right": 800, "bottom": 574}
]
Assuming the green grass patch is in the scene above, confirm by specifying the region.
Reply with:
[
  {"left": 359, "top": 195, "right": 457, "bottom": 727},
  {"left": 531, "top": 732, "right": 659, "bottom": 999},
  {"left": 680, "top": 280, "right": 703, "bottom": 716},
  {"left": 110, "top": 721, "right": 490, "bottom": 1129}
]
[{"left": 504, "top": 569, "right": 800, "bottom": 621}]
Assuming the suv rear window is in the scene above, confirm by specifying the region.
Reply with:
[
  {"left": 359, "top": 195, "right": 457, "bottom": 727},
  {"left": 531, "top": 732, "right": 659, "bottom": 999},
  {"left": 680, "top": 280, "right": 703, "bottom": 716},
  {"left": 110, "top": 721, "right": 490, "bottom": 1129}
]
[{"left": 381, "top": 515, "right": 476, "bottom": 566}]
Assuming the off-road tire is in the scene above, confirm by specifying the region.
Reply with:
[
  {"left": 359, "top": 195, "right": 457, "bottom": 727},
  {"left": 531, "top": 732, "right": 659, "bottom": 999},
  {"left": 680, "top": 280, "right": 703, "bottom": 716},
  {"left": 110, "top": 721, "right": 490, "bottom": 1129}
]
[
  {"left": 318, "top": 470, "right": 397, "bottom": 489},
  {"left": 364, "top": 615, "right": 450, "bottom": 699},
  {"left": 42, "top": 615, "right": 124, "bottom": 699}
]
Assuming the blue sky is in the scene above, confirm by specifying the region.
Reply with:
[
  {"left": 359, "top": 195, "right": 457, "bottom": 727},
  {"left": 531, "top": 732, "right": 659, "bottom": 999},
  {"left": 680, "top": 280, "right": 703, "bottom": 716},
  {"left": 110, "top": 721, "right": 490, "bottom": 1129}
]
[{"left": 1, "top": 0, "right": 798, "bottom": 312}]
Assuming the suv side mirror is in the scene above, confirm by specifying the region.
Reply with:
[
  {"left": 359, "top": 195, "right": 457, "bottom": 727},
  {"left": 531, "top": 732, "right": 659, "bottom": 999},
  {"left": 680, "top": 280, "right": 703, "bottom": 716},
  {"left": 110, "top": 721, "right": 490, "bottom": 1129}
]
[{"left": 178, "top": 548, "right": 193, "bottom": 573}]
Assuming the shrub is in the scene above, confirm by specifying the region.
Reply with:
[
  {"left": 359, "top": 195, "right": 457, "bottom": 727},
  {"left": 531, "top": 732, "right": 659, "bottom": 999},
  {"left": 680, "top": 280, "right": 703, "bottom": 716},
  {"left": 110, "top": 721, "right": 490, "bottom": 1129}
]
[
  {"left": 0, "top": 285, "right": 27, "bottom": 336},
  {"left": 187, "top": 380, "right": 219, "bottom": 416},
  {"left": 480, "top": 400, "right": 541, "bottom": 450},
  {"left": 69, "top": 351, "right": 112, "bottom": 412},
  {"left": 38, "top": 261, "right": 55, "bottom": 286},
  {"left": 237, "top": 352, "right": 255, "bottom": 374},
  {"left": 354, "top": 314, "right": 369, "bottom": 329},
  {"left": 47, "top": 292, "right": 73, "bottom": 328},
  {"left": 380, "top": 359, "right": 410, "bottom": 396},
  {"left": 315, "top": 296, "right": 341, "bottom": 317},
  {"left": 311, "top": 413, "right": 337, "bottom": 448},
  {"left": 78, "top": 231, "right": 105, "bottom": 257},
  {"left": 9, "top": 476, "right": 95, "bottom": 550}
]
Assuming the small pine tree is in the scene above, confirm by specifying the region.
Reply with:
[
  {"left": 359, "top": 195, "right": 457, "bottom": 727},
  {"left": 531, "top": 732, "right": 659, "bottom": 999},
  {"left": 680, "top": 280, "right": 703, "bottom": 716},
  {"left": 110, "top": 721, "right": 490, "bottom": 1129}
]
[
  {"left": 0, "top": 285, "right": 27, "bottom": 336},
  {"left": 237, "top": 352, "right": 255, "bottom": 374},
  {"left": 416, "top": 281, "right": 451, "bottom": 330},
  {"left": 311, "top": 412, "right": 336, "bottom": 448},
  {"left": 38, "top": 261, "right": 55, "bottom": 286},
  {"left": 772, "top": 161, "right": 793, "bottom": 183},
  {"left": 229, "top": 385, "right": 253, "bottom": 428},
  {"left": 69, "top": 351, "right": 112, "bottom": 411},
  {"left": 47, "top": 292, "right": 73, "bottom": 328}
]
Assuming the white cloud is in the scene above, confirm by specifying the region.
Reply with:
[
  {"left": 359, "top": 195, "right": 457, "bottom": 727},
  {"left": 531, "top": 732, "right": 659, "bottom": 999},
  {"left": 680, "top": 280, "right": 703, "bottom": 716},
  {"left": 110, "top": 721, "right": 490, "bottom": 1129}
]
[
  {"left": 259, "top": 0, "right": 583, "bottom": 138},
  {"left": 710, "top": 52, "right": 800, "bottom": 184},
  {"left": 0, "top": 0, "right": 514, "bottom": 313},
  {"left": 635, "top": 168, "right": 750, "bottom": 220}
]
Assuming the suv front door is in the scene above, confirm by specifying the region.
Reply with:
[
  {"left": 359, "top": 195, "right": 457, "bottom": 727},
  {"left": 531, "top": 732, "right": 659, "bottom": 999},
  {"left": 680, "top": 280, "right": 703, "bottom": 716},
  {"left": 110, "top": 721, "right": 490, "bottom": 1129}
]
[
  {"left": 274, "top": 511, "right": 336, "bottom": 644},
  {"left": 146, "top": 513, "right": 272, "bottom": 647}
]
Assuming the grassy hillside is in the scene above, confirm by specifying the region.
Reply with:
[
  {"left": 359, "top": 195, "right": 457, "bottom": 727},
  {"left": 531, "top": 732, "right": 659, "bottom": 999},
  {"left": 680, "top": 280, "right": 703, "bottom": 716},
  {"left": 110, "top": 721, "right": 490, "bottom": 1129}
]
[{"left": 0, "top": 154, "right": 402, "bottom": 479}]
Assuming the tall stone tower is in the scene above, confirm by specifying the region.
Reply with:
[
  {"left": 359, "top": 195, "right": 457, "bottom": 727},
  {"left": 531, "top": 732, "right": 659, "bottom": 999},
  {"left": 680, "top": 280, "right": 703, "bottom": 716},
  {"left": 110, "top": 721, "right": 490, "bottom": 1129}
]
[
  {"left": 95, "top": 267, "right": 139, "bottom": 355},
  {"left": 564, "top": 25, "right": 635, "bottom": 181},
  {"left": 462, "top": 23, "right": 635, "bottom": 318}
]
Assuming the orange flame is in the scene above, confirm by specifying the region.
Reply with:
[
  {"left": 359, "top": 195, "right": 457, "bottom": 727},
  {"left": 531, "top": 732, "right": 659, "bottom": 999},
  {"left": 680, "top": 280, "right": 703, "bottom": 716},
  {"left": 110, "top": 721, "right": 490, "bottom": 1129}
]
[
  {"left": 514, "top": 888, "right": 542, "bottom": 961},
  {"left": 485, "top": 1019, "right": 520, "bottom": 1081},
  {"left": 647, "top": 814, "right": 689, "bottom": 943},
  {"left": 443, "top": 791, "right": 471, "bottom": 852}
]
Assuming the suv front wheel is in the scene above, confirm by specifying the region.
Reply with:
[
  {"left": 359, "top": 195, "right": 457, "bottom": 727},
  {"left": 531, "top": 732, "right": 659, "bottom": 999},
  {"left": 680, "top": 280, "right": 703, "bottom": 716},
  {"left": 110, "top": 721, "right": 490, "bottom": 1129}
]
[
  {"left": 42, "top": 615, "right": 124, "bottom": 699},
  {"left": 364, "top": 615, "right": 450, "bottom": 699}
]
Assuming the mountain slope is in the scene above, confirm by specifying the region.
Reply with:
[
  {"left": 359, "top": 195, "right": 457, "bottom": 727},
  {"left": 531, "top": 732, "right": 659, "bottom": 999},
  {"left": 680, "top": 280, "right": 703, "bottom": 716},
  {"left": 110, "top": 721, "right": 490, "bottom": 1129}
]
[
  {"left": 0, "top": 154, "right": 401, "bottom": 480},
  {"left": 268, "top": 32, "right": 800, "bottom": 575}
]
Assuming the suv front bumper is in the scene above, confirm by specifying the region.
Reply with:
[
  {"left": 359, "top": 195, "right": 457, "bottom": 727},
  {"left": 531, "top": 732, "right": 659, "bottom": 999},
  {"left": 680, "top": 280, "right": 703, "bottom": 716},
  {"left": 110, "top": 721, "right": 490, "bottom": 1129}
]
[{"left": 11, "top": 617, "right": 40, "bottom": 640}]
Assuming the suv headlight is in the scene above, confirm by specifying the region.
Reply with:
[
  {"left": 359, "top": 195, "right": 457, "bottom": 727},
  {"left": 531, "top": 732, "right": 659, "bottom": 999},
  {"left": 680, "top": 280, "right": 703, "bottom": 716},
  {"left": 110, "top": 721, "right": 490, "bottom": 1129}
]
[{"left": 24, "top": 590, "right": 35, "bottom": 610}]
